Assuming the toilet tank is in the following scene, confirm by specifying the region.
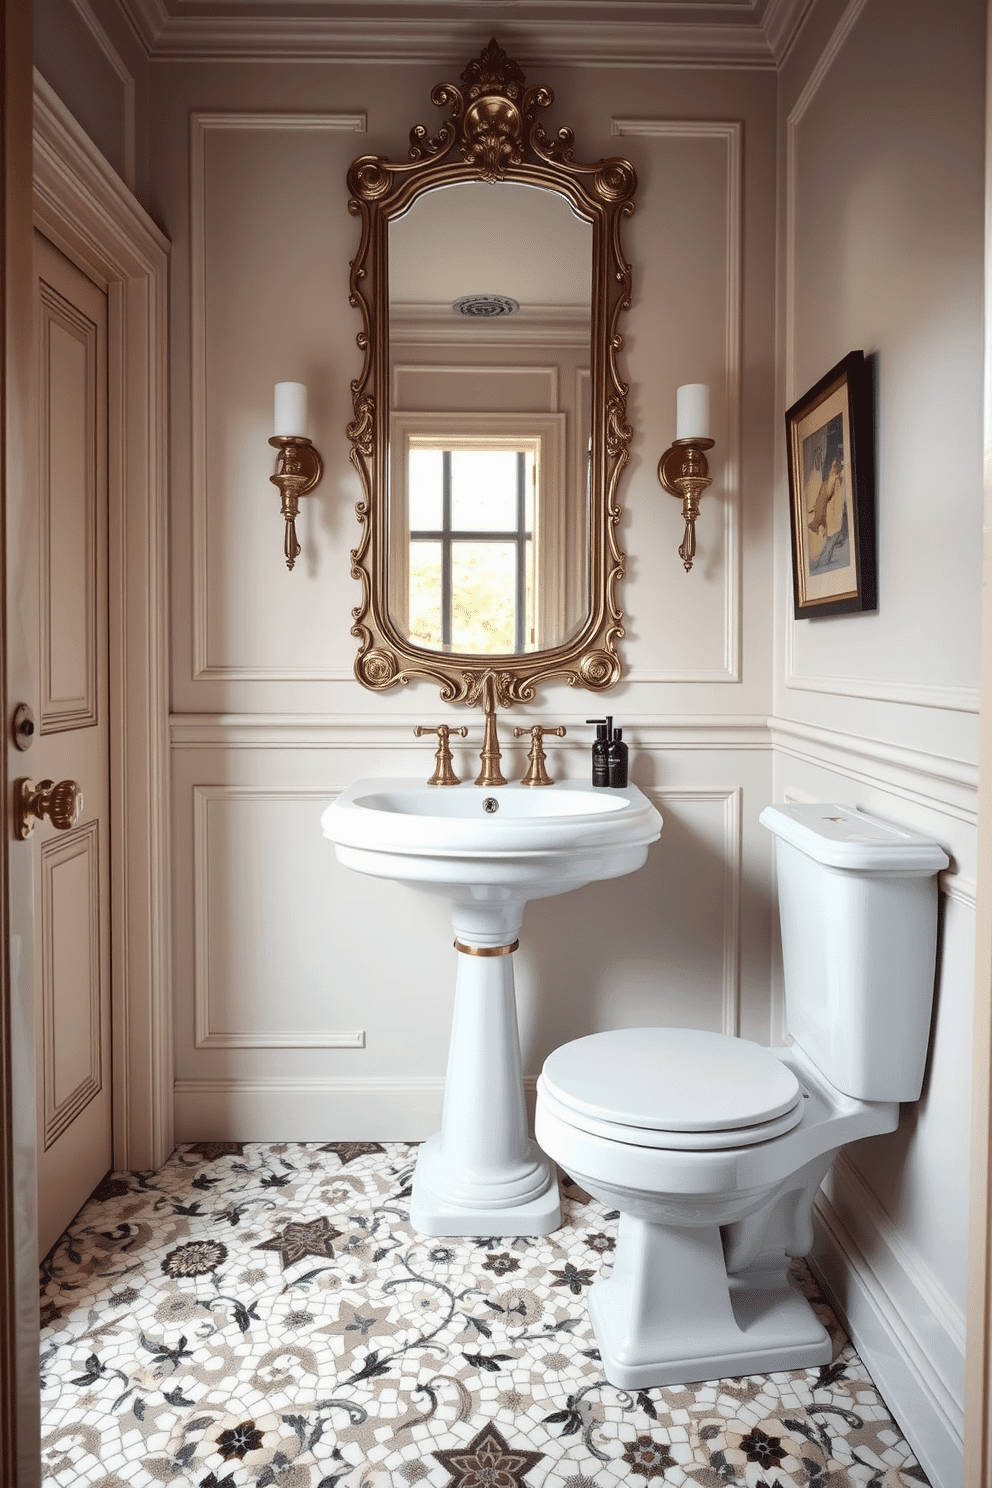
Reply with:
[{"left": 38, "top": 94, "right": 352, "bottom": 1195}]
[{"left": 759, "top": 803, "right": 948, "bottom": 1103}]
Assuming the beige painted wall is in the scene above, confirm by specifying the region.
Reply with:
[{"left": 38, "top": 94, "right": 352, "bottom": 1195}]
[{"left": 775, "top": 3, "right": 984, "bottom": 1483}]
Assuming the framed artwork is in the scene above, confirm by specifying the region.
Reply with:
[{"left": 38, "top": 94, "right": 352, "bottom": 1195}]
[{"left": 785, "top": 349, "right": 876, "bottom": 618}]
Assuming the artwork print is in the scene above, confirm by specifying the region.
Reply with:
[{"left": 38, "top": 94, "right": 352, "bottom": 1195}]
[
  {"left": 786, "top": 351, "right": 876, "bottom": 618},
  {"left": 802, "top": 412, "right": 850, "bottom": 577}
]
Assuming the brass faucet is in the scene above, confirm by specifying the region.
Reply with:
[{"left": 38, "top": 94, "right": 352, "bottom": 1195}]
[
  {"left": 474, "top": 672, "right": 507, "bottom": 787},
  {"left": 513, "top": 724, "right": 566, "bottom": 786},
  {"left": 414, "top": 724, "right": 468, "bottom": 786}
]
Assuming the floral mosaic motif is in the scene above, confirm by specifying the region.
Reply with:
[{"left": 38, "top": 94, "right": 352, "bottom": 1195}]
[
  {"left": 620, "top": 1434, "right": 675, "bottom": 1478},
  {"left": 433, "top": 1421, "right": 544, "bottom": 1486},
  {"left": 39, "top": 1141, "right": 930, "bottom": 1487}
]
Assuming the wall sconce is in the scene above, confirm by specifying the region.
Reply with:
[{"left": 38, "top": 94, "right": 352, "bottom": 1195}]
[
  {"left": 269, "top": 381, "right": 323, "bottom": 571},
  {"left": 657, "top": 383, "right": 715, "bottom": 572}
]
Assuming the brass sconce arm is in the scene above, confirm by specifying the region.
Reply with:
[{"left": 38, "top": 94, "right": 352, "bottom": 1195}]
[
  {"left": 657, "top": 437, "right": 715, "bottom": 572},
  {"left": 268, "top": 435, "right": 323, "bottom": 571}
]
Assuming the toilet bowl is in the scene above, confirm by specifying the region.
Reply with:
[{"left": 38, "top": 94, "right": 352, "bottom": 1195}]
[{"left": 534, "top": 802, "right": 948, "bottom": 1389}]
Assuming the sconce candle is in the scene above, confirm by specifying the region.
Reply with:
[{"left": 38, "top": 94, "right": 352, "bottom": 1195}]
[
  {"left": 676, "top": 383, "right": 709, "bottom": 440},
  {"left": 274, "top": 380, "right": 308, "bottom": 438},
  {"left": 269, "top": 382, "right": 322, "bottom": 571},
  {"left": 658, "top": 384, "right": 715, "bottom": 573}
]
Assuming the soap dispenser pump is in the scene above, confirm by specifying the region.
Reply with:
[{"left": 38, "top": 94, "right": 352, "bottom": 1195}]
[
  {"left": 586, "top": 717, "right": 610, "bottom": 787},
  {"left": 607, "top": 727, "right": 628, "bottom": 789}
]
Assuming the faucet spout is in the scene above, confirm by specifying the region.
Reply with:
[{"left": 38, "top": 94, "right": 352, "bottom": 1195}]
[{"left": 475, "top": 673, "right": 507, "bottom": 787}]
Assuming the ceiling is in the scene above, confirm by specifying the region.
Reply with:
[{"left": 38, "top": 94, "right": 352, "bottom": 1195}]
[{"left": 117, "top": 0, "right": 814, "bottom": 65}]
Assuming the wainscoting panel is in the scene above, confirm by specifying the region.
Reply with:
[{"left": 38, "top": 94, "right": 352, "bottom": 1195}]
[
  {"left": 612, "top": 119, "right": 742, "bottom": 685},
  {"left": 771, "top": 729, "right": 975, "bottom": 1488},
  {"left": 171, "top": 733, "right": 771, "bottom": 1141},
  {"left": 188, "top": 111, "right": 366, "bottom": 684},
  {"left": 812, "top": 1153, "right": 965, "bottom": 1488},
  {"left": 191, "top": 787, "right": 366, "bottom": 1052}
]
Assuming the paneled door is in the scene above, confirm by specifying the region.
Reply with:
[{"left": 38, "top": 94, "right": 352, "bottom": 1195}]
[{"left": 28, "top": 231, "right": 111, "bottom": 1259}]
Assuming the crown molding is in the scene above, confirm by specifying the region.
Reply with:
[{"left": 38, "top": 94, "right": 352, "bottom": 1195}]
[
  {"left": 116, "top": 0, "right": 813, "bottom": 66},
  {"left": 761, "top": 0, "right": 815, "bottom": 62}
]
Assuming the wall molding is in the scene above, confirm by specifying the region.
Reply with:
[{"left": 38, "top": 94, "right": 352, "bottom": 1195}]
[
  {"left": 67, "top": 0, "right": 136, "bottom": 190},
  {"left": 655, "top": 786, "right": 742, "bottom": 1036},
  {"left": 192, "top": 785, "right": 365, "bottom": 1052},
  {"left": 784, "top": 0, "right": 869, "bottom": 407},
  {"left": 769, "top": 715, "right": 978, "bottom": 825},
  {"left": 34, "top": 73, "right": 174, "bottom": 1172},
  {"left": 118, "top": 0, "right": 812, "bottom": 68},
  {"left": 783, "top": 654, "right": 980, "bottom": 716},
  {"left": 188, "top": 111, "right": 366, "bottom": 684},
  {"left": 169, "top": 712, "right": 774, "bottom": 750},
  {"left": 812, "top": 1151, "right": 965, "bottom": 1488},
  {"left": 612, "top": 118, "right": 742, "bottom": 685},
  {"left": 942, "top": 871, "right": 977, "bottom": 912},
  {"left": 782, "top": 0, "right": 979, "bottom": 717}
]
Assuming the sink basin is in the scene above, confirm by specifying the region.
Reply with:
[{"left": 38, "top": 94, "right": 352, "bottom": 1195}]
[
  {"left": 323, "top": 778, "right": 660, "bottom": 899},
  {"left": 322, "top": 776, "right": 662, "bottom": 1238}
]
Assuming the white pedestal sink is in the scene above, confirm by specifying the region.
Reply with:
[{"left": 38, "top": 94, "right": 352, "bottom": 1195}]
[{"left": 322, "top": 777, "right": 662, "bottom": 1237}]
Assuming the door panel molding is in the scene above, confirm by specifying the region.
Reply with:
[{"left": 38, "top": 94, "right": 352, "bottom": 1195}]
[
  {"left": 33, "top": 72, "right": 173, "bottom": 1173},
  {"left": 40, "top": 822, "right": 103, "bottom": 1148},
  {"left": 38, "top": 278, "right": 100, "bottom": 733}
]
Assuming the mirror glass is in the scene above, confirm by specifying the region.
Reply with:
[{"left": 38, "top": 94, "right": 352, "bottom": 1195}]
[{"left": 387, "top": 181, "right": 593, "bottom": 656}]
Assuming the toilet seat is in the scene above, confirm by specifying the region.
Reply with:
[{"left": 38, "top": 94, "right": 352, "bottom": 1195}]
[{"left": 539, "top": 1028, "right": 805, "bottom": 1152}]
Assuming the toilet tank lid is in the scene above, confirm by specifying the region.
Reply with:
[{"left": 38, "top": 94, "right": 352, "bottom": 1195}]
[{"left": 759, "top": 803, "right": 948, "bottom": 874}]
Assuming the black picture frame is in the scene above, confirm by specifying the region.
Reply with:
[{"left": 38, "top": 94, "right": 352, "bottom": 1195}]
[{"left": 785, "top": 349, "right": 876, "bottom": 619}]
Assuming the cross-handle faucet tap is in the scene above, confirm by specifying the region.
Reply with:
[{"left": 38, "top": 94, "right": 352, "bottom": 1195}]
[
  {"left": 513, "top": 724, "right": 567, "bottom": 787},
  {"left": 414, "top": 724, "right": 468, "bottom": 786}
]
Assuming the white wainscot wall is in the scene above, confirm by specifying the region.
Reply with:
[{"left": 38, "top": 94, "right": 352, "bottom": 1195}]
[
  {"left": 771, "top": 726, "right": 974, "bottom": 1488},
  {"left": 170, "top": 717, "right": 774, "bottom": 1139}
]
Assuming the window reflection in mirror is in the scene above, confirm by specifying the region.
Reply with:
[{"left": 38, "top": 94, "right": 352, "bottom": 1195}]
[
  {"left": 407, "top": 444, "right": 534, "bottom": 654},
  {"left": 387, "top": 180, "right": 592, "bottom": 658}
]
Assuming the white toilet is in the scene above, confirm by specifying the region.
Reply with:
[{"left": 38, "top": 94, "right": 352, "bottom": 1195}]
[{"left": 534, "top": 802, "right": 948, "bottom": 1389}]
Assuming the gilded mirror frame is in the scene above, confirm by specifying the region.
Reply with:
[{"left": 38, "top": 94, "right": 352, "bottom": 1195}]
[{"left": 346, "top": 38, "right": 636, "bottom": 707}]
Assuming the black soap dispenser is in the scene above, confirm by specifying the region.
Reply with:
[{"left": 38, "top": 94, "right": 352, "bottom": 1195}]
[
  {"left": 586, "top": 717, "right": 611, "bottom": 787},
  {"left": 607, "top": 726, "right": 628, "bottom": 789}
]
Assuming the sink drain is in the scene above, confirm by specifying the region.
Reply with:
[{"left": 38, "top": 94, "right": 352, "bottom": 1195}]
[{"left": 482, "top": 797, "right": 499, "bottom": 814}]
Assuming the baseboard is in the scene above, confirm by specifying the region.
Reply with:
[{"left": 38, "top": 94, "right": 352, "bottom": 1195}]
[
  {"left": 810, "top": 1154, "right": 965, "bottom": 1488},
  {"left": 173, "top": 1076, "right": 446, "bottom": 1143}
]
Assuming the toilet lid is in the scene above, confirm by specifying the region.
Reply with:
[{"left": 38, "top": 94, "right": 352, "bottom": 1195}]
[{"left": 541, "top": 1028, "right": 802, "bottom": 1134}]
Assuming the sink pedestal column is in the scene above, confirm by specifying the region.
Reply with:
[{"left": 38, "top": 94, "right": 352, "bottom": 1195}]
[{"left": 409, "top": 899, "right": 560, "bottom": 1237}]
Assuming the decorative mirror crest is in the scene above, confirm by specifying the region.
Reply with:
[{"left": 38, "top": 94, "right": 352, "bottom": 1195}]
[{"left": 346, "top": 38, "right": 636, "bottom": 705}]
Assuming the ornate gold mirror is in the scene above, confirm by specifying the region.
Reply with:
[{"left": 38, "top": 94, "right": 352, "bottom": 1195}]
[{"left": 346, "top": 39, "right": 636, "bottom": 707}]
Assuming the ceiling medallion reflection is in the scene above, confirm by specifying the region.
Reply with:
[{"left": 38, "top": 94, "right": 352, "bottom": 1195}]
[
  {"left": 452, "top": 294, "right": 519, "bottom": 317},
  {"left": 345, "top": 39, "right": 636, "bottom": 707}
]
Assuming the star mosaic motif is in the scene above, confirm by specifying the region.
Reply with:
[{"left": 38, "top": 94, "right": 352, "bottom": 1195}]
[
  {"left": 188, "top": 1142, "right": 246, "bottom": 1161},
  {"left": 253, "top": 1215, "right": 342, "bottom": 1268},
  {"left": 323, "top": 1299, "right": 394, "bottom": 1356},
  {"left": 433, "top": 1421, "right": 544, "bottom": 1488},
  {"left": 318, "top": 1141, "right": 386, "bottom": 1164}
]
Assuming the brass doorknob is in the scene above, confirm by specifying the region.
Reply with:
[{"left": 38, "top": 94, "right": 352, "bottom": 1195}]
[{"left": 15, "top": 778, "right": 83, "bottom": 840}]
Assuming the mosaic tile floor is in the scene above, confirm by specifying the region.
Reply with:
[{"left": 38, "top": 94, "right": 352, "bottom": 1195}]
[{"left": 39, "top": 1142, "right": 930, "bottom": 1487}]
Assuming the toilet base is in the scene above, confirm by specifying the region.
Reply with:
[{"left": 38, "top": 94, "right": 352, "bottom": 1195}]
[
  {"left": 587, "top": 1214, "right": 831, "bottom": 1390},
  {"left": 590, "top": 1272, "right": 831, "bottom": 1389}
]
